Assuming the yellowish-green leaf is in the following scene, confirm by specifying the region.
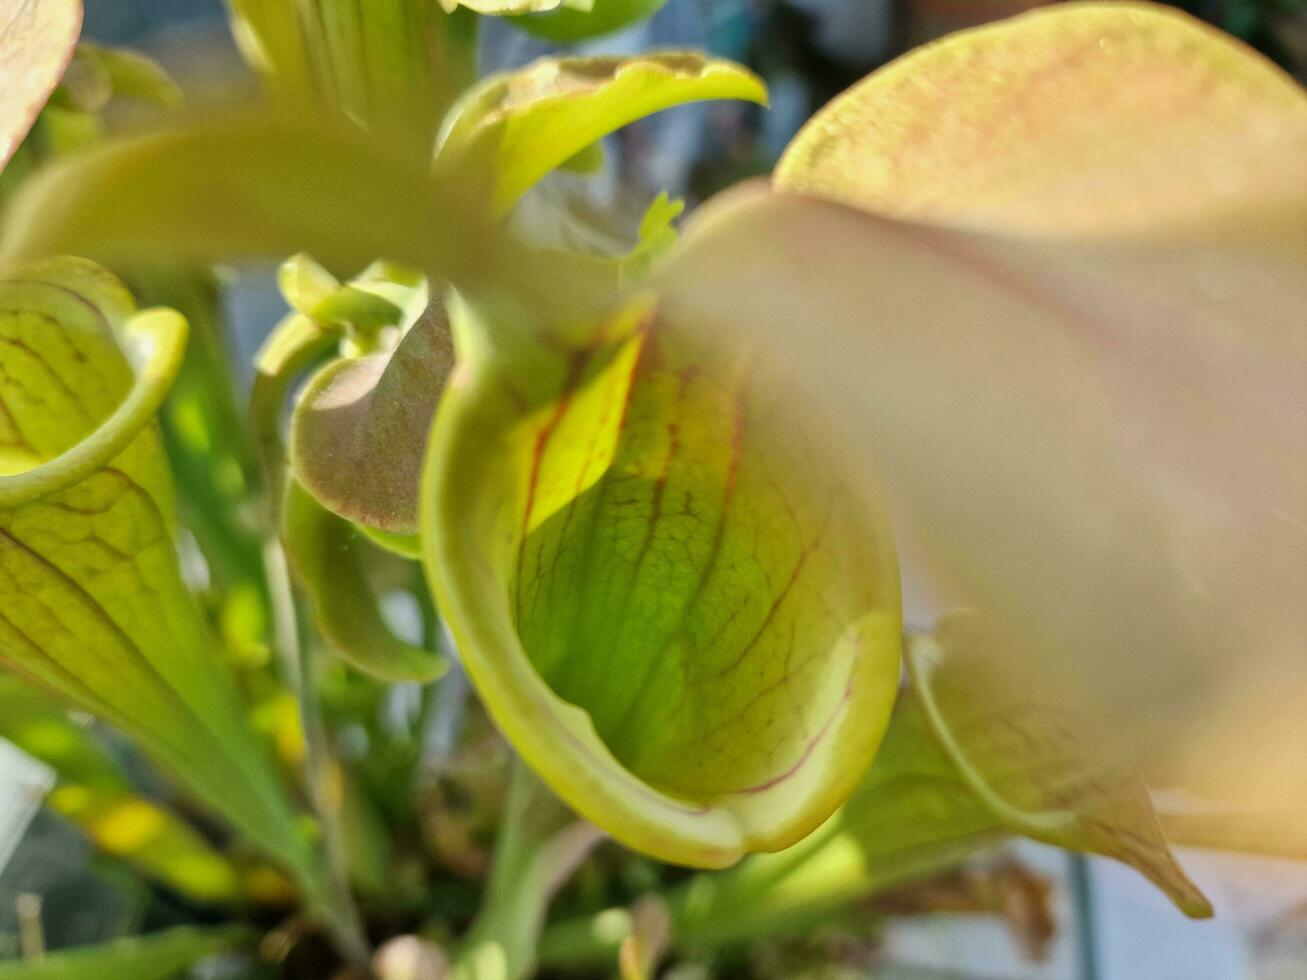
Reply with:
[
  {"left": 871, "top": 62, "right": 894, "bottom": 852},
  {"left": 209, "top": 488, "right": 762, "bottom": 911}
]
[
  {"left": 0, "top": 112, "right": 491, "bottom": 281},
  {"left": 511, "top": 0, "right": 669, "bottom": 42},
  {"left": 775, "top": 1, "right": 1307, "bottom": 243},
  {"left": 83, "top": 43, "right": 182, "bottom": 107},
  {"left": 908, "top": 613, "right": 1210, "bottom": 917},
  {"left": 0, "top": 925, "right": 252, "bottom": 980},
  {"left": 0, "top": 0, "right": 82, "bottom": 169},
  {"left": 0, "top": 258, "right": 321, "bottom": 902},
  {"left": 423, "top": 290, "right": 901, "bottom": 868},
  {"left": 433, "top": 53, "right": 767, "bottom": 214},
  {"left": 228, "top": 0, "right": 476, "bottom": 151},
  {"left": 0, "top": 676, "right": 240, "bottom": 902},
  {"left": 767, "top": 5, "right": 1297, "bottom": 813},
  {"left": 284, "top": 480, "right": 444, "bottom": 682}
]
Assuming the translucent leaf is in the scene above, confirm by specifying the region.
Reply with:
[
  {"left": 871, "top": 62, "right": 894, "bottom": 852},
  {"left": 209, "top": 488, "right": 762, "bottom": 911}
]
[
  {"left": 0, "top": 676, "right": 240, "bottom": 902},
  {"left": 423, "top": 291, "right": 901, "bottom": 867},
  {"left": 646, "top": 0, "right": 1307, "bottom": 835},
  {"left": 510, "top": 0, "right": 670, "bottom": 42},
  {"left": 776, "top": 1, "right": 1307, "bottom": 243},
  {"left": 0, "top": 259, "right": 320, "bottom": 900},
  {"left": 657, "top": 177, "right": 1307, "bottom": 830},
  {"left": 907, "top": 613, "right": 1210, "bottom": 917},
  {"left": 0, "top": 926, "right": 251, "bottom": 980},
  {"left": 0, "top": 0, "right": 82, "bottom": 169},
  {"left": 434, "top": 53, "right": 767, "bottom": 214},
  {"left": 284, "top": 480, "right": 445, "bottom": 682}
]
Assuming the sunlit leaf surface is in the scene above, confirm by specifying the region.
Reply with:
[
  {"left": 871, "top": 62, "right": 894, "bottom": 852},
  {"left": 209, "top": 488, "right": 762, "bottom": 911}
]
[
  {"left": 0, "top": 0, "right": 82, "bottom": 169},
  {"left": 424, "top": 292, "right": 901, "bottom": 867},
  {"left": 228, "top": 0, "right": 475, "bottom": 149},
  {"left": 655, "top": 0, "right": 1307, "bottom": 821},
  {"left": 435, "top": 53, "right": 767, "bottom": 213},
  {"left": 657, "top": 177, "right": 1307, "bottom": 817},
  {"left": 777, "top": 1, "right": 1307, "bottom": 242},
  {"left": 0, "top": 259, "right": 317, "bottom": 895}
]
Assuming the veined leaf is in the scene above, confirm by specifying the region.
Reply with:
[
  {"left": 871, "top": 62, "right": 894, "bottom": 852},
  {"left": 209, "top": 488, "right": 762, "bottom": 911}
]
[
  {"left": 510, "top": 0, "right": 670, "bottom": 42},
  {"left": 775, "top": 1, "right": 1307, "bottom": 242},
  {"left": 0, "top": 259, "right": 321, "bottom": 901},
  {"left": 907, "top": 613, "right": 1210, "bottom": 917},
  {"left": 433, "top": 53, "right": 767, "bottom": 214},
  {"left": 423, "top": 291, "right": 901, "bottom": 868},
  {"left": 655, "top": 0, "right": 1307, "bottom": 833},
  {"left": 284, "top": 480, "right": 444, "bottom": 682},
  {"left": 0, "top": 676, "right": 240, "bottom": 902},
  {"left": 0, "top": 925, "right": 252, "bottom": 980},
  {"left": 0, "top": 0, "right": 82, "bottom": 169}
]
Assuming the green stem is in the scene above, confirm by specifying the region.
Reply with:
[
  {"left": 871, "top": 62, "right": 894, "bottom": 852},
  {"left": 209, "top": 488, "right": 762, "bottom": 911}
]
[
  {"left": 455, "top": 760, "right": 603, "bottom": 980},
  {"left": 265, "top": 534, "right": 370, "bottom": 966},
  {"left": 538, "top": 825, "right": 996, "bottom": 970}
]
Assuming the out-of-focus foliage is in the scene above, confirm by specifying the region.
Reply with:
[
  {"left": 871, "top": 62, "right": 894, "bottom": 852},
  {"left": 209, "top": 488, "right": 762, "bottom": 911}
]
[
  {"left": 0, "top": 676, "right": 240, "bottom": 903},
  {"left": 0, "top": 926, "right": 251, "bottom": 980},
  {"left": 0, "top": 0, "right": 1303, "bottom": 977}
]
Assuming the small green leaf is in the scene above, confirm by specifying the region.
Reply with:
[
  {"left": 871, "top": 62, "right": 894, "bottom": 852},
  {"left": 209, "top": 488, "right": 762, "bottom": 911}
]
[
  {"left": 290, "top": 305, "right": 453, "bottom": 534},
  {"left": 511, "top": 0, "right": 670, "bottom": 42},
  {"left": 83, "top": 43, "right": 182, "bottom": 107},
  {"left": 0, "top": 0, "right": 82, "bottom": 169},
  {"left": 434, "top": 53, "right": 767, "bottom": 214},
  {"left": 0, "top": 926, "right": 252, "bottom": 980},
  {"left": 283, "top": 480, "right": 444, "bottom": 682},
  {"left": 907, "top": 612, "right": 1211, "bottom": 918},
  {"left": 423, "top": 291, "right": 901, "bottom": 868},
  {"left": 0, "top": 258, "right": 321, "bottom": 901},
  {"left": 0, "top": 676, "right": 240, "bottom": 902}
]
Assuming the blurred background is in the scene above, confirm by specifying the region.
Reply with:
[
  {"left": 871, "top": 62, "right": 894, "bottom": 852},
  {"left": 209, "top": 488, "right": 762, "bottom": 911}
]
[{"left": 3, "top": 1, "right": 1306, "bottom": 977}]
